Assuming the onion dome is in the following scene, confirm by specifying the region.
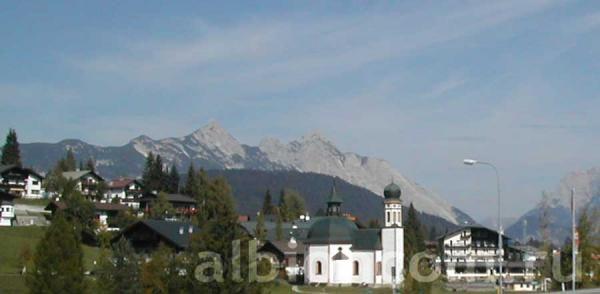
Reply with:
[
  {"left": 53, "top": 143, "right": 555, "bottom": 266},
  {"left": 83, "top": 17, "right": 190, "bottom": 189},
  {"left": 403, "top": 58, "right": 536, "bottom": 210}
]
[{"left": 384, "top": 181, "right": 401, "bottom": 200}]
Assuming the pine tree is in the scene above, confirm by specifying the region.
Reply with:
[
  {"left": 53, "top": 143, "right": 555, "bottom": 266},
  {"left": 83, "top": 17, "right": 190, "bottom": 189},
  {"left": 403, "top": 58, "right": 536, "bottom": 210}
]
[
  {"left": 403, "top": 203, "right": 430, "bottom": 293},
  {"left": 96, "top": 237, "right": 141, "bottom": 294},
  {"left": 255, "top": 211, "right": 267, "bottom": 242},
  {"left": 65, "top": 149, "right": 77, "bottom": 172},
  {"left": 1, "top": 128, "right": 22, "bottom": 166},
  {"left": 153, "top": 154, "right": 166, "bottom": 191},
  {"left": 168, "top": 164, "right": 180, "bottom": 193},
  {"left": 86, "top": 158, "right": 95, "bottom": 172},
  {"left": 261, "top": 189, "right": 274, "bottom": 215},
  {"left": 278, "top": 189, "right": 289, "bottom": 221},
  {"left": 275, "top": 208, "right": 283, "bottom": 241},
  {"left": 281, "top": 189, "right": 306, "bottom": 221},
  {"left": 184, "top": 164, "right": 199, "bottom": 197},
  {"left": 150, "top": 192, "right": 176, "bottom": 219},
  {"left": 142, "top": 152, "right": 155, "bottom": 193},
  {"left": 27, "top": 214, "right": 87, "bottom": 293}
]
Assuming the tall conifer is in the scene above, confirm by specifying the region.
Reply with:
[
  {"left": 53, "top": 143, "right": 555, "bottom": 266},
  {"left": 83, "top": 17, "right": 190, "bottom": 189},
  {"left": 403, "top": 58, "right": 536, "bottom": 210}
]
[{"left": 1, "top": 128, "right": 21, "bottom": 166}]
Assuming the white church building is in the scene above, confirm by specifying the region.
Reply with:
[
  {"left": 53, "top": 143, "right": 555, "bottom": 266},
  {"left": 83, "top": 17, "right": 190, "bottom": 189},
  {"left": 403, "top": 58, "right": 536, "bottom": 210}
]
[{"left": 303, "top": 182, "right": 404, "bottom": 286}]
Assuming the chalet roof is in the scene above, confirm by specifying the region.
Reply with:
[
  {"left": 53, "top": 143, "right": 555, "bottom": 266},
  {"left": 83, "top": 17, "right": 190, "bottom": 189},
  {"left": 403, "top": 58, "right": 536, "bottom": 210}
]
[
  {"left": 437, "top": 225, "right": 512, "bottom": 242},
  {"left": 108, "top": 178, "right": 141, "bottom": 189},
  {"left": 62, "top": 170, "right": 104, "bottom": 181},
  {"left": 0, "top": 164, "right": 44, "bottom": 179},
  {"left": 261, "top": 240, "right": 306, "bottom": 256},
  {"left": 139, "top": 193, "right": 197, "bottom": 204},
  {"left": 116, "top": 219, "right": 199, "bottom": 250}
]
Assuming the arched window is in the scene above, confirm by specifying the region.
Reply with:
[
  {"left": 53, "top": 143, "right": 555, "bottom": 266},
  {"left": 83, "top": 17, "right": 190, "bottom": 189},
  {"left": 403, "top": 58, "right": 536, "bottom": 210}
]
[
  {"left": 316, "top": 261, "right": 322, "bottom": 275},
  {"left": 386, "top": 211, "right": 390, "bottom": 223},
  {"left": 353, "top": 261, "right": 359, "bottom": 276}
]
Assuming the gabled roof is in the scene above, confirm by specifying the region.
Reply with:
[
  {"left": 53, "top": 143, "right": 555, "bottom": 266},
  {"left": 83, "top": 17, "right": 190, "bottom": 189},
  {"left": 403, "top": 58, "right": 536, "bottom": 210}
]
[
  {"left": 117, "top": 219, "right": 199, "bottom": 250},
  {"left": 139, "top": 193, "right": 197, "bottom": 204},
  {"left": 437, "top": 225, "right": 512, "bottom": 242},
  {"left": 0, "top": 164, "right": 44, "bottom": 179},
  {"left": 108, "top": 178, "right": 142, "bottom": 189},
  {"left": 62, "top": 170, "right": 104, "bottom": 181},
  {"left": 240, "top": 218, "right": 318, "bottom": 241}
]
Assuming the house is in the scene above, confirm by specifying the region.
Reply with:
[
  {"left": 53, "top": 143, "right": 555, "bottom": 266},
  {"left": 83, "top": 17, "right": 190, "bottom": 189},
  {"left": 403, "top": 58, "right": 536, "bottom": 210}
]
[
  {"left": 438, "top": 226, "right": 537, "bottom": 283},
  {"left": 0, "top": 190, "right": 16, "bottom": 226},
  {"left": 45, "top": 200, "right": 128, "bottom": 230},
  {"left": 302, "top": 182, "right": 404, "bottom": 286},
  {"left": 259, "top": 239, "right": 306, "bottom": 282},
  {"left": 114, "top": 219, "right": 199, "bottom": 253},
  {"left": 0, "top": 165, "right": 44, "bottom": 198},
  {"left": 62, "top": 170, "right": 105, "bottom": 197},
  {"left": 138, "top": 193, "right": 197, "bottom": 218},
  {"left": 107, "top": 178, "right": 143, "bottom": 209}
]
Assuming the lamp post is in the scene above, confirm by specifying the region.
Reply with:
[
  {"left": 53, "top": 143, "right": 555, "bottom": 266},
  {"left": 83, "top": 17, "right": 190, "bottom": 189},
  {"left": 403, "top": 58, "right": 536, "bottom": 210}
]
[{"left": 463, "top": 159, "right": 503, "bottom": 293}]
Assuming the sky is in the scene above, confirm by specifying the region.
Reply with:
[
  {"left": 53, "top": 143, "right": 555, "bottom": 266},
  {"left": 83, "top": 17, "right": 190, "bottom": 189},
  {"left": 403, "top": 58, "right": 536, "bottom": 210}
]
[{"left": 1, "top": 1, "right": 600, "bottom": 222}]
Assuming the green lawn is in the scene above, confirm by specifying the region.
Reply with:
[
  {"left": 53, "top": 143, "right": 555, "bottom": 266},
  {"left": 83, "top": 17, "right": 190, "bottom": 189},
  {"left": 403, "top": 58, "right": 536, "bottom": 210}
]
[
  {"left": 0, "top": 226, "right": 101, "bottom": 293},
  {"left": 13, "top": 198, "right": 51, "bottom": 207}
]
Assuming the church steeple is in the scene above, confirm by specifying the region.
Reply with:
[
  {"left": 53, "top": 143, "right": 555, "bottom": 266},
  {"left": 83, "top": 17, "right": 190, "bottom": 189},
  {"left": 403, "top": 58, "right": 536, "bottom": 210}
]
[{"left": 326, "top": 181, "right": 343, "bottom": 216}]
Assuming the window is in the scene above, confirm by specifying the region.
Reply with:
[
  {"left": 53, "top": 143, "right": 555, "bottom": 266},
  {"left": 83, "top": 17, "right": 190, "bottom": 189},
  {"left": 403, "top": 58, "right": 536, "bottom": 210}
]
[
  {"left": 32, "top": 190, "right": 39, "bottom": 195},
  {"left": 353, "top": 261, "right": 359, "bottom": 275},
  {"left": 316, "top": 261, "right": 322, "bottom": 275},
  {"left": 32, "top": 180, "right": 39, "bottom": 185},
  {"left": 386, "top": 211, "right": 390, "bottom": 223}
]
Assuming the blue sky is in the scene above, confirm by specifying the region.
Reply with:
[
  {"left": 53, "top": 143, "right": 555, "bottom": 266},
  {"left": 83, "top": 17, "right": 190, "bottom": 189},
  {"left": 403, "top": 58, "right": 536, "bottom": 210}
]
[{"left": 1, "top": 1, "right": 600, "bottom": 221}]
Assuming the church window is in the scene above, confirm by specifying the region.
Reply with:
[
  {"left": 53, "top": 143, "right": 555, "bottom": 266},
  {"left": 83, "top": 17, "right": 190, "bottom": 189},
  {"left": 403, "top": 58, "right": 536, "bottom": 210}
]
[
  {"left": 387, "top": 211, "right": 390, "bottom": 223},
  {"left": 353, "top": 261, "right": 359, "bottom": 276},
  {"left": 316, "top": 261, "right": 322, "bottom": 275},
  {"left": 376, "top": 262, "right": 382, "bottom": 275}
]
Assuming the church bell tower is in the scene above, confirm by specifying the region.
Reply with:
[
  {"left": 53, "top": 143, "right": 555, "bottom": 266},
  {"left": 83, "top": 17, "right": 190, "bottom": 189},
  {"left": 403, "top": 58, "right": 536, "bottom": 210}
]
[{"left": 381, "top": 181, "right": 404, "bottom": 285}]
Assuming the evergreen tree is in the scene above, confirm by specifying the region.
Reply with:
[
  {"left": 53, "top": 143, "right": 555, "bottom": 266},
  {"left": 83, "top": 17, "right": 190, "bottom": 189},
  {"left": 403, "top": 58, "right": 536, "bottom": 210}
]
[
  {"left": 278, "top": 190, "right": 289, "bottom": 221},
  {"left": 153, "top": 154, "right": 166, "bottom": 191},
  {"left": 142, "top": 152, "right": 155, "bottom": 193},
  {"left": 184, "top": 163, "right": 199, "bottom": 197},
  {"left": 282, "top": 189, "right": 306, "bottom": 221},
  {"left": 96, "top": 237, "right": 141, "bottom": 294},
  {"left": 261, "top": 189, "right": 274, "bottom": 215},
  {"left": 255, "top": 211, "right": 267, "bottom": 242},
  {"left": 86, "top": 158, "right": 95, "bottom": 172},
  {"left": 140, "top": 243, "right": 172, "bottom": 293},
  {"left": 403, "top": 203, "right": 430, "bottom": 293},
  {"left": 65, "top": 149, "right": 77, "bottom": 172},
  {"left": 150, "top": 192, "right": 176, "bottom": 219},
  {"left": 189, "top": 176, "right": 264, "bottom": 292},
  {"left": 27, "top": 214, "right": 87, "bottom": 293},
  {"left": 1, "top": 128, "right": 21, "bottom": 166},
  {"left": 275, "top": 209, "right": 283, "bottom": 241},
  {"left": 167, "top": 164, "right": 180, "bottom": 193}
]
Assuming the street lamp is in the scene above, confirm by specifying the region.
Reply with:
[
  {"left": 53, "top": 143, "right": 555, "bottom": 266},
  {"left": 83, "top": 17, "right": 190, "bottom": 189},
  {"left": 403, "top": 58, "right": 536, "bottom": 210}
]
[{"left": 463, "top": 158, "right": 503, "bottom": 293}]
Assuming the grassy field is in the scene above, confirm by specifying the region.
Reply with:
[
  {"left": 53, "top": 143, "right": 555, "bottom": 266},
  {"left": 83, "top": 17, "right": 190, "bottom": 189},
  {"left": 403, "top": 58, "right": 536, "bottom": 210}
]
[
  {"left": 13, "top": 198, "right": 51, "bottom": 207},
  {"left": 0, "top": 226, "right": 101, "bottom": 293}
]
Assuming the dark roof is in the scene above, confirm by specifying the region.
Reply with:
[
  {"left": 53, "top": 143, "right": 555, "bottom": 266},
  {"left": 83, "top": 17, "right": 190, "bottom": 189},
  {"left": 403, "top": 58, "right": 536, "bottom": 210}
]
[
  {"left": 327, "top": 183, "right": 343, "bottom": 204},
  {"left": 139, "top": 193, "right": 197, "bottom": 204},
  {"left": 305, "top": 216, "right": 358, "bottom": 244},
  {"left": 62, "top": 170, "right": 104, "bottom": 181},
  {"left": 351, "top": 229, "right": 382, "bottom": 250},
  {"left": 261, "top": 240, "right": 305, "bottom": 256},
  {"left": 117, "top": 219, "right": 198, "bottom": 250},
  {"left": 0, "top": 164, "right": 44, "bottom": 179},
  {"left": 240, "top": 218, "right": 316, "bottom": 241},
  {"left": 332, "top": 250, "right": 349, "bottom": 260},
  {"left": 0, "top": 199, "right": 14, "bottom": 206},
  {"left": 437, "top": 225, "right": 512, "bottom": 242}
]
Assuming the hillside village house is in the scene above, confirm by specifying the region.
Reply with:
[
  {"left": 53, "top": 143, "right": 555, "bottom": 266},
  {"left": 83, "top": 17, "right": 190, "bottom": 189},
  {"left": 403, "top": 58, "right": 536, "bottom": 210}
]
[
  {"left": 107, "top": 178, "right": 143, "bottom": 209},
  {"left": 138, "top": 193, "right": 197, "bottom": 219},
  {"left": 45, "top": 200, "right": 128, "bottom": 230},
  {"left": 62, "top": 170, "right": 104, "bottom": 196},
  {"left": 114, "top": 219, "right": 199, "bottom": 253},
  {"left": 0, "top": 190, "right": 16, "bottom": 226},
  {"left": 438, "top": 226, "right": 537, "bottom": 286},
  {"left": 0, "top": 165, "right": 44, "bottom": 198}
]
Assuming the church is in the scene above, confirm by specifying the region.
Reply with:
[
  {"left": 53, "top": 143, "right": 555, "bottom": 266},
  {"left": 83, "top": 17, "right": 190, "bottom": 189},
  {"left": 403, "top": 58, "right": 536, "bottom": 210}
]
[{"left": 303, "top": 181, "right": 405, "bottom": 286}]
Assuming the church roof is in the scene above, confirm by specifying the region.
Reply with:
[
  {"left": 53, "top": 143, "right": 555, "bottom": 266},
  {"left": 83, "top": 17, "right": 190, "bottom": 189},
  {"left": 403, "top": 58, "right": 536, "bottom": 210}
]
[
  {"left": 305, "top": 216, "right": 358, "bottom": 244},
  {"left": 351, "top": 229, "right": 382, "bottom": 251}
]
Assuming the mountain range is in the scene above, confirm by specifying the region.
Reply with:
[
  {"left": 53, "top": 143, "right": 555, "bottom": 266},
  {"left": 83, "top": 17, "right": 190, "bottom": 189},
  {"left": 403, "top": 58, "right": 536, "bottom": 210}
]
[
  {"left": 21, "top": 121, "right": 470, "bottom": 225},
  {"left": 506, "top": 167, "right": 600, "bottom": 244}
]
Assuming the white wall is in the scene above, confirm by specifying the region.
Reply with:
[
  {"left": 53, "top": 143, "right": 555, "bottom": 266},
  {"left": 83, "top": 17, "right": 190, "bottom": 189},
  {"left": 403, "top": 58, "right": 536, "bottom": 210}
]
[{"left": 381, "top": 227, "right": 404, "bottom": 285}]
